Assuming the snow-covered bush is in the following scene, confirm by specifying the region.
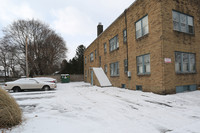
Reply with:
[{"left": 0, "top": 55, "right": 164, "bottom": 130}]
[{"left": 0, "top": 89, "right": 22, "bottom": 128}]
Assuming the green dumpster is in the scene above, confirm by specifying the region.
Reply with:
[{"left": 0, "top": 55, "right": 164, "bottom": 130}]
[{"left": 61, "top": 74, "right": 70, "bottom": 83}]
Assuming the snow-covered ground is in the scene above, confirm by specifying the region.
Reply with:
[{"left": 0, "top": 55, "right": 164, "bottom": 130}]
[{"left": 2, "top": 82, "right": 200, "bottom": 133}]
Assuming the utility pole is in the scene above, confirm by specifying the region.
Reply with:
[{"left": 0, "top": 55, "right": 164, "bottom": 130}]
[{"left": 26, "top": 36, "right": 29, "bottom": 78}]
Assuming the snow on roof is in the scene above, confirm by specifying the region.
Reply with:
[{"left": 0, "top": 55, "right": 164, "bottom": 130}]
[{"left": 93, "top": 67, "right": 112, "bottom": 87}]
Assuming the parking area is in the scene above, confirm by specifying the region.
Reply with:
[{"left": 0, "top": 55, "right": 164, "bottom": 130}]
[{"left": 2, "top": 82, "right": 200, "bottom": 133}]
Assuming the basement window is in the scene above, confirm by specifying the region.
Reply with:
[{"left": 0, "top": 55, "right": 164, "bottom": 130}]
[
  {"left": 176, "top": 85, "right": 196, "bottom": 93},
  {"left": 136, "top": 85, "right": 142, "bottom": 91}
]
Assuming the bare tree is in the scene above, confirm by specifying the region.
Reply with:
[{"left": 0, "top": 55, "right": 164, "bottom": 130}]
[
  {"left": 2, "top": 19, "right": 67, "bottom": 76},
  {"left": 0, "top": 40, "right": 10, "bottom": 79},
  {"left": 0, "top": 38, "right": 19, "bottom": 79}
]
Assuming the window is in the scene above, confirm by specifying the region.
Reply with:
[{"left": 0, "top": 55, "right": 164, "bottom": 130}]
[
  {"left": 124, "top": 59, "right": 128, "bottom": 73},
  {"left": 175, "top": 52, "right": 196, "bottom": 73},
  {"left": 123, "top": 29, "right": 127, "bottom": 43},
  {"left": 99, "top": 56, "right": 101, "bottom": 66},
  {"left": 110, "top": 62, "right": 119, "bottom": 76},
  {"left": 85, "top": 70, "right": 87, "bottom": 78},
  {"left": 172, "top": 10, "right": 194, "bottom": 34},
  {"left": 104, "top": 43, "right": 107, "bottom": 53},
  {"left": 95, "top": 49, "right": 97, "bottom": 58},
  {"left": 109, "top": 35, "right": 119, "bottom": 52},
  {"left": 85, "top": 56, "right": 87, "bottom": 64},
  {"left": 104, "top": 64, "right": 107, "bottom": 73},
  {"left": 137, "top": 54, "right": 150, "bottom": 74},
  {"left": 136, "top": 15, "right": 149, "bottom": 39},
  {"left": 136, "top": 85, "right": 142, "bottom": 91},
  {"left": 90, "top": 52, "right": 94, "bottom": 62},
  {"left": 176, "top": 85, "right": 196, "bottom": 93}
]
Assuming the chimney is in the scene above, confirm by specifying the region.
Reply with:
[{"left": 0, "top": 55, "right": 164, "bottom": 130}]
[{"left": 97, "top": 22, "right": 103, "bottom": 36}]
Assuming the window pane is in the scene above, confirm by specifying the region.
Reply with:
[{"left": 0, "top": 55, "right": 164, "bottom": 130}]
[
  {"left": 188, "top": 17, "right": 194, "bottom": 33},
  {"left": 104, "top": 43, "right": 106, "bottom": 53},
  {"left": 136, "top": 21, "right": 142, "bottom": 39},
  {"left": 182, "top": 53, "right": 189, "bottom": 72},
  {"left": 180, "top": 14, "right": 187, "bottom": 32},
  {"left": 173, "top": 11, "right": 179, "bottom": 22},
  {"left": 116, "top": 36, "right": 119, "bottom": 48},
  {"left": 137, "top": 56, "right": 142, "bottom": 65},
  {"left": 136, "top": 21, "right": 141, "bottom": 30},
  {"left": 180, "top": 14, "right": 186, "bottom": 24},
  {"left": 188, "top": 16, "right": 193, "bottom": 26},
  {"left": 123, "top": 29, "right": 127, "bottom": 37},
  {"left": 142, "top": 16, "right": 148, "bottom": 27},
  {"left": 137, "top": 56, "right": 143, "bottom": 74},
  {"left": 180, "top": 23, "right": 187, "bottom": 32},
  {"left": 144, "top": 55, "right": 150, "bottom": 64},
  {"left": 144, "top": 55, "right": 150, "bottom": 73},
  {"left": 175, "top": 52, "right": 181, "bottom": 72},
  {"left": 105, "top": 65, "right": 107, "bottom": 73},
  {"left": 173, "top": 21, "right": 179, "bottom": 31},
  {"left": 145, "top": 64, "right": 150, "bottom": 73},
  {"left": 110, "top": 64, "right": 114, "bottom": 76},
  {"left": 188, "top": 25, "right": 194, "bottom": 34},
  {"left": 110, "top": 39, "right": 114, "bottom": 51},
  {"left": 116, "top": 62, "right": 119, "bottom": 75},
  {"left": 123, "top": 30, "right": 127, "bottom": 43},
  {"left": 124, "top": 59, "right": 128, "bottom": 72},
  {"left": 189, "top": 54, "right": 195, "bottom": 72},
  {"left": 143, "top": 25, "right": 149, "bottom": 35}
]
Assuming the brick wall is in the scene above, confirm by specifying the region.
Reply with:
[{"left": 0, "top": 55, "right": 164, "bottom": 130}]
[{"left": 84, "top": 0, "right": 200, "bottom": 94}]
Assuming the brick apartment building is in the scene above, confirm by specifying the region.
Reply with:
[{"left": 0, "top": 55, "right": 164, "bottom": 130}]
[{"left": 84, "top": 0, "right": 200, "bottom": 94}]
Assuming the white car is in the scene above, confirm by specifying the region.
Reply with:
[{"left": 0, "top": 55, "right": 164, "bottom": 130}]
[
  {"left": 3, "top": 78, "right": 56, "bottom": 92},
  {"left": 34, "top": 77, "right": 57, "bottom": 83}
]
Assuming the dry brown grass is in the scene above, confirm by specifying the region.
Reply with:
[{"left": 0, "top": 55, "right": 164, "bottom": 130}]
[{"left": 0, "top": 89, "right": 22, "bottom": 129}]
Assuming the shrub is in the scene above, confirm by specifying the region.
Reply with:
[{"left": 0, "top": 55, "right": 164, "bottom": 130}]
[{"left": 0, "top": 89, "right": 22, "bottom": 129}]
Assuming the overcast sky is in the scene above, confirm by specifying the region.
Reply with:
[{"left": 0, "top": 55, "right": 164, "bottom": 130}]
[{"left": 0, "top": 0, "right": 134, "bottom": 60}]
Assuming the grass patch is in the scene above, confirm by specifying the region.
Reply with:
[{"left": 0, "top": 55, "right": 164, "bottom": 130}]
[{"left": 0, "top": 89, "right": 22, "bottom": 129}]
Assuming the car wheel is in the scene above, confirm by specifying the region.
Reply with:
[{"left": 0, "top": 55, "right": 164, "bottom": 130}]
[
  {"left": 13, "top": 87, "right": 21, "bottom": 92},
  {"left": 43, "top": 86, "right": 50, "bottom": 91}
]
